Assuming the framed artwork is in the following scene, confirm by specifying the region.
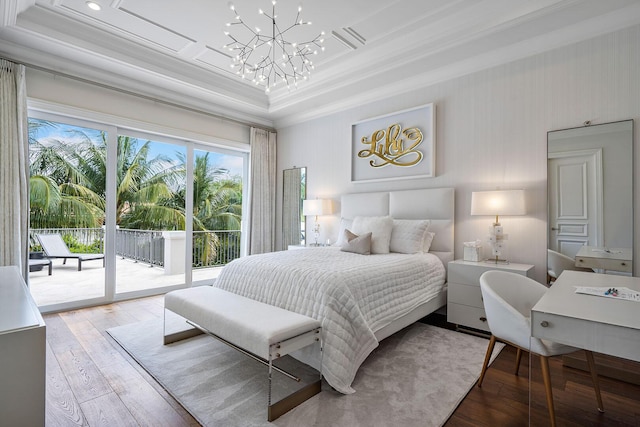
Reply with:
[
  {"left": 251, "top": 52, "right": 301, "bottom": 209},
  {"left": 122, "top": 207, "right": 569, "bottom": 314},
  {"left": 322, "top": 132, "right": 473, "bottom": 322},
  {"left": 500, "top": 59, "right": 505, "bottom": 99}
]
[{"left": 351, "top": 103, "right": 435, "bottom": 183}]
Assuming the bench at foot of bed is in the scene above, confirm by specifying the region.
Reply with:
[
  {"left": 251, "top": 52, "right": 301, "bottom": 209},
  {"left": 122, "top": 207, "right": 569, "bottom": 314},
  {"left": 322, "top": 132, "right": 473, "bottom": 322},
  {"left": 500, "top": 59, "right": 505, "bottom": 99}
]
[{"left": 164, "top": 286, "right": 322, "bottom": 421}]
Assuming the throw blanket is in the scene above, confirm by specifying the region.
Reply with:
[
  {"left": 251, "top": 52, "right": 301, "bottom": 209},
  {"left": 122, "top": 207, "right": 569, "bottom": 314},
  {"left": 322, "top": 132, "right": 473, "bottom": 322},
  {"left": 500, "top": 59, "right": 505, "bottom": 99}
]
[{"left": 214, "top": 247, "right": 446, "bottom": 394}]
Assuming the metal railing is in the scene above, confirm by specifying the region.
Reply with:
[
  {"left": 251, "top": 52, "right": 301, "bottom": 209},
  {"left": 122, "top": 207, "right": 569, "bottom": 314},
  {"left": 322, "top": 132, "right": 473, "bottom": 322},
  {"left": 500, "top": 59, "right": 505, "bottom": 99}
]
[{"left": 30, "top": 228, "right": 241, "bottom": 269}]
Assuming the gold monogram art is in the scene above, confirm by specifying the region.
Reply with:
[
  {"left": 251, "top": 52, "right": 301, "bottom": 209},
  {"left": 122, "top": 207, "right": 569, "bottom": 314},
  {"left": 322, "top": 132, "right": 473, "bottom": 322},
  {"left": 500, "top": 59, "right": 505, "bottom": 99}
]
[{"left": 358, "top": 123, "right": 423, "bottom": 168}]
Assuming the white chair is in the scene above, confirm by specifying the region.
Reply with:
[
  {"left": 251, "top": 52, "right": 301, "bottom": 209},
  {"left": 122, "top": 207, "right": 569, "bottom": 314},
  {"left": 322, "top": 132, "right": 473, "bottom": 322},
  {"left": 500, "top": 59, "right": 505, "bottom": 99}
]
[
  {"left": 477, "top": 270, "right": 603, "bottom": 427},
  {"left": 547, "top": 249, "right": 591, "bottom": 283}
]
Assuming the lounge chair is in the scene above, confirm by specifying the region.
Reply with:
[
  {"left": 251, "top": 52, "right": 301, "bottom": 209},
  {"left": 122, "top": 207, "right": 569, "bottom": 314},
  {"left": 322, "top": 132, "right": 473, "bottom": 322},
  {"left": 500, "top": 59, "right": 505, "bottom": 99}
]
[{"left": 36, "top": 233, "right": 104, "bottom": 271}]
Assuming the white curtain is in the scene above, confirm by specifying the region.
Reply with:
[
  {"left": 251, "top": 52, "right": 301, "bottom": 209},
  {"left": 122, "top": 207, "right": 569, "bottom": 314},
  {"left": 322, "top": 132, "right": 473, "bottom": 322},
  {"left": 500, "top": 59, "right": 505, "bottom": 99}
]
[
  {"left": 0, "top": 59, "right": 29, "bottom": 277},
  {"left": 248, "top": 127, "right": 276, "bottom": 254}
]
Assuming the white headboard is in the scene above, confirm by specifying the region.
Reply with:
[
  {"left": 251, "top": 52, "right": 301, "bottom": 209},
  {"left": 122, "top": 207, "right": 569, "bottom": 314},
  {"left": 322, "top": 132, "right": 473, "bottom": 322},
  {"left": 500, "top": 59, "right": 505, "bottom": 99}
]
[{"left": 340, "top": 188, "right": 455, "bottom": 265}]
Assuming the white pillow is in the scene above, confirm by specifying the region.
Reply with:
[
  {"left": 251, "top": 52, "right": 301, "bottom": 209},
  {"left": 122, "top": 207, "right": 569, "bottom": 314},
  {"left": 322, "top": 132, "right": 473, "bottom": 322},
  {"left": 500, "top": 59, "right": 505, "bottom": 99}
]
[
  {"left": 423, "top": 231, "right": 436, "bottom": 252},
  {"left": 340, "top": 229, "right": 372, "bottom": 255},
  {"left": 351, "top": 216, "right": 393, "bottom": 254},
  {"left": 390, "top": 219, "right": 431, "bottom": 254},
  {"left": 334, "top": 217, "right": 353, "bottom": 246}
]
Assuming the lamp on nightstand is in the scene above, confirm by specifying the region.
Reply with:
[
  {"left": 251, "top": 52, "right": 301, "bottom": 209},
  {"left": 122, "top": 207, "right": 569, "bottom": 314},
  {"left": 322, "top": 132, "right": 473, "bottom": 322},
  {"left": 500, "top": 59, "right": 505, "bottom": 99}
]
[
  {"left": 303, "top": 199, "right": 334, "bottom": 246},
  {"left": 471, "top": 190, "right": 526, "bottom": 264}
]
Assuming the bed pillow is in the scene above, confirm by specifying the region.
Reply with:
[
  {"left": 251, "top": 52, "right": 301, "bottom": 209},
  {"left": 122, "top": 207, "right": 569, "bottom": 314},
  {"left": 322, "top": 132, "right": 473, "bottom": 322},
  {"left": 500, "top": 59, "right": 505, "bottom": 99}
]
[
  {"left": 389, "top": 219, "right": 431, "bottom": 254},
  {"left": 334, "top": 217, "right": 354, "bottom": 246},
  {"left": 351, "top": 215, "right": 393, "bottom": 254},
  {"left": 423, "top": 231, "right": 436, "bottom": 252},
  {"left": 340, "top": 230, "right": 372, "bottom": 255}
]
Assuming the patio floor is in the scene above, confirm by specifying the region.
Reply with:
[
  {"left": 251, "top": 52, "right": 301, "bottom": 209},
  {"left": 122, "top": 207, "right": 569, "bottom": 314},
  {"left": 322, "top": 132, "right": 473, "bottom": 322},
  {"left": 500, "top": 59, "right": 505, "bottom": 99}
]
[{"left": 29, "top": 257, "right": 223, "bottom": 307}]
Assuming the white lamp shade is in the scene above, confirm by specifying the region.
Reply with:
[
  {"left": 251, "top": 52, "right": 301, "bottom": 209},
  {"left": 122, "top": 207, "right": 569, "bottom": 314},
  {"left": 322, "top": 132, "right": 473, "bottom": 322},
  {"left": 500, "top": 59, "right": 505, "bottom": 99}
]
[
  {"left": 470, "top": 190, "right": 526, "bottom": 216},
  {"left": 303, "top": 199, "right": 334, "bottom": 216}
]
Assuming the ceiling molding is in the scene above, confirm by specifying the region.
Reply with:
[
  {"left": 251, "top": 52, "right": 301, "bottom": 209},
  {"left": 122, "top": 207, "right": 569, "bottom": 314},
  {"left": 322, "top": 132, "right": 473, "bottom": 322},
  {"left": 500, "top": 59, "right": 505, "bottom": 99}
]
[{"left": 2, "top": 0, "right": 640, "bottom": 129}]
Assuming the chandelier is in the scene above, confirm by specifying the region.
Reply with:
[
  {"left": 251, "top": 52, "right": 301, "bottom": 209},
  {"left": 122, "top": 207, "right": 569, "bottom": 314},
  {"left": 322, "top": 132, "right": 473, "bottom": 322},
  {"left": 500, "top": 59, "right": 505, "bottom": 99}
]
[{"left": 223, "top": 1, "right": 325, "bottom": 93}]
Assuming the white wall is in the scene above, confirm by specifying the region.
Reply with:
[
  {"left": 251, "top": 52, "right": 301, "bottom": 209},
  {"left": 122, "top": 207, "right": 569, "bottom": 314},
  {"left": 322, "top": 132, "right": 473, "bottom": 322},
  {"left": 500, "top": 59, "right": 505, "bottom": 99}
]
[
  {"left": 276, "top": 25, "right": 640, "bottom": 282},
  {"left": 25, "top": 68, "right": 251, "bottom": 148}
]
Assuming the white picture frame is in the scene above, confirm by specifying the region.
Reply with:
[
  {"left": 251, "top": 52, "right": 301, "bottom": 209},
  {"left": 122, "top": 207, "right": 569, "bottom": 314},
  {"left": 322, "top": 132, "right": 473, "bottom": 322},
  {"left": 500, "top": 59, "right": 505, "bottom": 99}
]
[{"left": 351, "top": 103, "right": 435, "bottom": 183}]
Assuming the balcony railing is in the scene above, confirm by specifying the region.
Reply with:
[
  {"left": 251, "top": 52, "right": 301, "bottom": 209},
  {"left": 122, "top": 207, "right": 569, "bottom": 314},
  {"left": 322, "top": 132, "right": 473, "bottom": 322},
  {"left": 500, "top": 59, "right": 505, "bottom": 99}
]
[{"left": 30, "top": 228, "right": 241, "bottom": 269}]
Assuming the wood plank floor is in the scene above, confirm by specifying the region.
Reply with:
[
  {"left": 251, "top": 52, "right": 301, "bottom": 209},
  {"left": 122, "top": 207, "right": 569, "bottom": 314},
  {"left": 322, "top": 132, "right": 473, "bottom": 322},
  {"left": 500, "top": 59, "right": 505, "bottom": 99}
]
[{"left": 45, "top": 297, "right": 640, "bottom": 426}]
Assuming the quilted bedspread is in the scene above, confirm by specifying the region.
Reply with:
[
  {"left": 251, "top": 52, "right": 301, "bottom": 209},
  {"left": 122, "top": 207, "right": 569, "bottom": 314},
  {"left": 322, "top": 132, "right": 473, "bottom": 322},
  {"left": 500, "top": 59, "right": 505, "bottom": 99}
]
[{"left": 214, "top": 247, "right": 446, "bottom": 394}]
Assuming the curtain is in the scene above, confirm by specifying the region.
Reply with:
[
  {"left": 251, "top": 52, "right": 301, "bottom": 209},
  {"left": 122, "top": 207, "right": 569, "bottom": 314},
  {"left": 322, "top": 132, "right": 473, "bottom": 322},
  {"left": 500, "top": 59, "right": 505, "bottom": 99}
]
[
  {"left": 0, "top": 59, "right": 29, "bottom": 277},
  {"left": 248, "top": 127, "right": 276, "bottom": 255}
]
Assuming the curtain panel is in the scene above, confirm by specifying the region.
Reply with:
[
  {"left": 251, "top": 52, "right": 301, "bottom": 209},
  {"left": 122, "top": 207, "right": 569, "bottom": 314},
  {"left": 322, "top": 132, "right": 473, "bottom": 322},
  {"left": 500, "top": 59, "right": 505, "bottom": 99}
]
[
  {"left": 248, "top": 127, "right": 276, "bottom": 255},
  {"left": 0, "top": 59, "right": 29, "bottom": 277}
]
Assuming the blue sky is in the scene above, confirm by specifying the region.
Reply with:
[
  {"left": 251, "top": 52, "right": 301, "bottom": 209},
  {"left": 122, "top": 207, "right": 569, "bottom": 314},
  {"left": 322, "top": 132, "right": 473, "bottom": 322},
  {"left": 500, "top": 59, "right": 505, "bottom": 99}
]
[{"left": 29, "top": 118, "right": 244, "bottom": 178}]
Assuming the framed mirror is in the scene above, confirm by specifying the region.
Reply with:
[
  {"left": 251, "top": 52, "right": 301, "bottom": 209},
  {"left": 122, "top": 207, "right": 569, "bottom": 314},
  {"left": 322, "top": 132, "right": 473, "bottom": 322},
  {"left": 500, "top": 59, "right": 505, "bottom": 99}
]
[
  {"left": 547, "top": 120, "right": 633, "bottom": 276},
  {"left": 282, "top": 167, "right": 306, "bottom": 248}
]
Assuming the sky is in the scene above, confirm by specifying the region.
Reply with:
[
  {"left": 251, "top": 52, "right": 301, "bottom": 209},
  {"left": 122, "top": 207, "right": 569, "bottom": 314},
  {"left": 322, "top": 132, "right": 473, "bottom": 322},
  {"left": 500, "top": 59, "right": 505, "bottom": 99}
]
[{"left": 29, "top": 118, "right": 244, "bottom": 178}]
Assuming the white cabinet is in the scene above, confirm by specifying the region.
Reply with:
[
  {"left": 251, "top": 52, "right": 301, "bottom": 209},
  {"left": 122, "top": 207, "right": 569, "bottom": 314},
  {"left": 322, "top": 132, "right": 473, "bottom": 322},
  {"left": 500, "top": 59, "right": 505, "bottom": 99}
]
[
  {"left": 0, "top": 266, "right": 46, "bottom": 426},
  {"left": 447, "top": 260, "right": 534, "bottom": 332}
]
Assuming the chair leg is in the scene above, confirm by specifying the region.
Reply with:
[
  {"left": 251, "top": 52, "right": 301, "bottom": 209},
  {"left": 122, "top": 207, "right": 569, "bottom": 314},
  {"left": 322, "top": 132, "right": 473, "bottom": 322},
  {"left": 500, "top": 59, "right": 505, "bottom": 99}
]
[
  {"left": 78, "top": 259, "right": 82, "bottom": 271},
  {"left": 515, "top": 348, "right": 523, "bottom": 376},
  {"left": 584, "top": 350, "right": 604, "bottom": 412},
  {"left": 477, "top": 335, "right": 497, "bottom": 388},
  {"left": 540, "top": 355, "right": 556, "bottom": 427}
]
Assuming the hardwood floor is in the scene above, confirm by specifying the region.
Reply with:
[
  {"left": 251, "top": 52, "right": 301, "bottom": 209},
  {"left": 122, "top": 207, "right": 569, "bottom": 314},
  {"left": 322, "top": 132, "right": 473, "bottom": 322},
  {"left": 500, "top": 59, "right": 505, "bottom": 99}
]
[
  {"left": 45, "top": 298, "right": 640, "bottom": 426},
  {"left": 44, "top": 296, "right": 198, "bottom": 426}
]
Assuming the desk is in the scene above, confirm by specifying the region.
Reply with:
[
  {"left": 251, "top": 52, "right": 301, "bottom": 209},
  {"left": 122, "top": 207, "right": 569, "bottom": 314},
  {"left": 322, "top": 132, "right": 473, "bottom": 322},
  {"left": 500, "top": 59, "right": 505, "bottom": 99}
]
[
  {"left": 575, "top": 246, "right": 632, "bottom": 273},
  {"left": 531, "top": 271, "right": 640, "bottom": 363}
]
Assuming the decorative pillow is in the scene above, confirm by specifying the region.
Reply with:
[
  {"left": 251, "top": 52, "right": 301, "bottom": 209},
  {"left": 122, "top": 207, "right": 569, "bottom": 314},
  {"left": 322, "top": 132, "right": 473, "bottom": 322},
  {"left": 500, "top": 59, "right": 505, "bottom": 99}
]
[
  {"left": 389, "top": 219, "right": 431, "bottom": 254},
  {"left": 422, "top": 231, "right": 436, "bottom": 252},
  {"left": 351, "top": 216, "right": 393, "bottom": 254},
  {"left": 334, "top": 217, "right": 354, "bottom": 246},
  {"left": 340, "top": 229, "right": 372, "bottom": 255}
]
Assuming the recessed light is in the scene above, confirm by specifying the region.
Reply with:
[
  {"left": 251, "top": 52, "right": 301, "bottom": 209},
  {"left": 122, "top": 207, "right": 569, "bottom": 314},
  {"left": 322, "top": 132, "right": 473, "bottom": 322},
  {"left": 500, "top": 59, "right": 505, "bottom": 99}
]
[{"left": 86, "top": 1, "right": 102, "bottom": 11}]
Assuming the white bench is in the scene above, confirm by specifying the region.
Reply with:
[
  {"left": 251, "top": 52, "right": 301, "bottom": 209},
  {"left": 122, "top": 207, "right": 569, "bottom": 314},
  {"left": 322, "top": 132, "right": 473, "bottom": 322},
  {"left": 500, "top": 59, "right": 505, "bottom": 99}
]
[{"left": 164, "top": 286, "right": 322, "bottom": 421}]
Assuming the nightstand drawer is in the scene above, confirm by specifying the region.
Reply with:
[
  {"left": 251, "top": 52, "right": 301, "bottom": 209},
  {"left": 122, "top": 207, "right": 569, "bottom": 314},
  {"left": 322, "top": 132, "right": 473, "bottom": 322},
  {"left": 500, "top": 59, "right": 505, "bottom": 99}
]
[
  {"left": 447, "top": 303, "right": 489, "bottom": 332},
  {"left": 448, "top": 283, "right": 483, "bottom": 308}
]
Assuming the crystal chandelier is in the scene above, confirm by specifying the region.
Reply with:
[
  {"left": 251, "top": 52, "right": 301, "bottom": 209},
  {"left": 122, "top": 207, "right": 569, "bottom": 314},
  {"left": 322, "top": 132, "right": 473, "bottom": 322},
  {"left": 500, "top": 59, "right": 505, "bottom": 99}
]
[{"left": 224, "top": 1, "right": 325, "bottom": 93}]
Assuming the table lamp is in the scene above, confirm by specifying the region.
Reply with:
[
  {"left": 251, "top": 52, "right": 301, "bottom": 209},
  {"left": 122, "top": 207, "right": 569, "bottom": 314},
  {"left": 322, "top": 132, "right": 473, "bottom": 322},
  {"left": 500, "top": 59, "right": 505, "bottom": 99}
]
[
  {"left": 471, "top": 190, "right": 526, "bottom": 263},
  {"left": 303, "top": 199, "right": 334, "bottom": 246}
]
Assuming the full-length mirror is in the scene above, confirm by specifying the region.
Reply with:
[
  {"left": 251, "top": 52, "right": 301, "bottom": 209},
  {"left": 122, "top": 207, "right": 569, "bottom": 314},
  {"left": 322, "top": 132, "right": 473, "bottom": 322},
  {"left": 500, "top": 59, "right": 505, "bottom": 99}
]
[
  {"left": 547, "top": 120, "right": 633, "bottom": 277},
  {"left": 282, "top": 167, "right": 306, "bottom": 248}
]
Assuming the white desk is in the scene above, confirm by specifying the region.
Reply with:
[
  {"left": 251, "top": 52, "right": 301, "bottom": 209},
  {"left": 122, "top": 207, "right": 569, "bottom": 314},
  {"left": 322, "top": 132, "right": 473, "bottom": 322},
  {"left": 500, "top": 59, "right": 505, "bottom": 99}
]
[
  {"left": 531, "top": 270, "right": 640, "bottom": 362},
  {"left": 575, "top": 246, "right": 632, "bottom": 273}
]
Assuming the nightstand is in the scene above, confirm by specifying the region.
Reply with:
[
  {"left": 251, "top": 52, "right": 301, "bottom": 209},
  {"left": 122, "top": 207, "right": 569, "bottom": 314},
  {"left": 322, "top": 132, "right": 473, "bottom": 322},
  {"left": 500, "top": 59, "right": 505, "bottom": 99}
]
[{"left": 447, "top": 260, "right": 534, "bottom": 333}]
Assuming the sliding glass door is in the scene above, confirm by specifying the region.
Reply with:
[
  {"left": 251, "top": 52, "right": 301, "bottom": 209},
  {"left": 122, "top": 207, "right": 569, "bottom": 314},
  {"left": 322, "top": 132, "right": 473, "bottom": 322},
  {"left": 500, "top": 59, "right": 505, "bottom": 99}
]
[
  {"left": 114, "top": 131, "right": 187, "bottom": 297},
  {"left": 28, "top": 114, "right": 109, "bottom": 308},
  {"left": 28, "top": 110, "right": 248, "bottom": 312},
  {"left": 191, "top": 146, "right": 247, "bottom": 285}
]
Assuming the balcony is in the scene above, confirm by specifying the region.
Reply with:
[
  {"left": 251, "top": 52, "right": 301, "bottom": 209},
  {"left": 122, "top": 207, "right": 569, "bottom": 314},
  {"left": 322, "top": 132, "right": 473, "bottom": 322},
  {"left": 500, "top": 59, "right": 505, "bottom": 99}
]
[{"left": 29, "top": 228, "right": 239, "bottom": 307}]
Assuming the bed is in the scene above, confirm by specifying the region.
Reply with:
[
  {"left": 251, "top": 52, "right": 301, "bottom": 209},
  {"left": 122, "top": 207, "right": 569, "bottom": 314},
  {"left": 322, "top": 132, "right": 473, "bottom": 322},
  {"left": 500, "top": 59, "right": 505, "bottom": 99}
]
[{"left": 214, "top": 187, "right": 454, "bottom": 394}]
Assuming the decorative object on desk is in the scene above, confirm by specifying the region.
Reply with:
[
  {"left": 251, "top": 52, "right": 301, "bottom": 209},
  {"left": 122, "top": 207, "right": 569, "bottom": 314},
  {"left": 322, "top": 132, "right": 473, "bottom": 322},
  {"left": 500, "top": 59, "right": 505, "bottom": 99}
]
[
  {"left": 470, "top": 190, "right": 525, "bottom": 264},
  {"left": 574, "top": 286, "right": 640, "bottom": 302},
  {"left": 303, "top": 198, "right": 334, "bottom": 246},
  {"left": 223, "top": 1, "right": 325, "bottom": 93},
  {"left": 463, "top": 240, "right": 482, "bottom": 262}
]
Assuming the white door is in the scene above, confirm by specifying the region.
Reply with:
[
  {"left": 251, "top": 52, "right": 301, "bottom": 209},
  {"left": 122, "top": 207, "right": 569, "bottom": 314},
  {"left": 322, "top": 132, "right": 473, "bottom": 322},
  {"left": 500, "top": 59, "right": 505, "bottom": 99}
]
[{"left": 548, "top": 149, "right": 603, "bottom": 258}]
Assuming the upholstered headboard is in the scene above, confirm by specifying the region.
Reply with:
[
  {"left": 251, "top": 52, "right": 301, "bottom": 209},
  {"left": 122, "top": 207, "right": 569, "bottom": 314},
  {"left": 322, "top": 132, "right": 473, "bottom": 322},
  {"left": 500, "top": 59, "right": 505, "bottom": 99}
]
[{"left": 340, "top": 188, "right": 455, "bottom": 265}]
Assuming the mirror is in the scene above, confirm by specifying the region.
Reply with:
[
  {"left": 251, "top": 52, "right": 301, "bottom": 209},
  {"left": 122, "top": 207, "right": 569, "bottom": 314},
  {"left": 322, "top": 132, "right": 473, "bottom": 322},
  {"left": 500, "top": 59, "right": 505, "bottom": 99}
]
[
  {"left": 548, "top": 120, "right": 633, "bottom": 275},
  {"left": 282, "top": 167, "right": 306, "bottom": 248}
]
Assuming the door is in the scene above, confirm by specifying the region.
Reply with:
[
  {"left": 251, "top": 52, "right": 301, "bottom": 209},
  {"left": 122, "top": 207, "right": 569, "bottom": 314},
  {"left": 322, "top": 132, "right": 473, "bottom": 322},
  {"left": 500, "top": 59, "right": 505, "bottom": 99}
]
[{"left": 548, "top": 149, "right": 603, "bottom": 258}]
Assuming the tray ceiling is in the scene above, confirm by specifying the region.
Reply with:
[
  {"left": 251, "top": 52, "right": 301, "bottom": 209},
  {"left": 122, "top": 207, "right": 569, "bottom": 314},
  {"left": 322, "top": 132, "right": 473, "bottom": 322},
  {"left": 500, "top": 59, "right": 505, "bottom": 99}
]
[{"left": 1, "top": 0, "right": 639, "bottom": 127}]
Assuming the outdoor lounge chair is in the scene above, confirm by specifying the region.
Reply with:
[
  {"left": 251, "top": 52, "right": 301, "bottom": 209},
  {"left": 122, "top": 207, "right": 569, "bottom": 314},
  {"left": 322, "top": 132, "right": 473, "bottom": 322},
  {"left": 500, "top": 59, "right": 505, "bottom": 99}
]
[{"left": 36, "top": 233, "right": 105, "bottom": 271}]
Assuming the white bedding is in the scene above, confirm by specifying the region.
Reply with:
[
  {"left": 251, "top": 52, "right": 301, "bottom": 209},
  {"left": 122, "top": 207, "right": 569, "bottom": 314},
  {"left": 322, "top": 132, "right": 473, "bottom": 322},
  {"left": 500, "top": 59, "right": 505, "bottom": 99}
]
[{"left": 214, "top": 247, "right": 446, "bottom": 394}]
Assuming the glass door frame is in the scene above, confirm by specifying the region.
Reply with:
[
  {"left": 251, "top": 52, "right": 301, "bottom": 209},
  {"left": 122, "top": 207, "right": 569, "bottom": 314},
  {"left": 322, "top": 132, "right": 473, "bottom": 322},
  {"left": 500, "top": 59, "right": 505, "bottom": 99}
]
[{"left": 28, "top": 110, "right": 250, "bottom": 313}]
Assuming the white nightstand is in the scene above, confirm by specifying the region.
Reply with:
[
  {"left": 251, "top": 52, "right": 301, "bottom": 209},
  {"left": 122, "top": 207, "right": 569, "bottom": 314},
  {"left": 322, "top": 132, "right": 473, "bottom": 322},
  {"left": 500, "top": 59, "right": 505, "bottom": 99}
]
[
  {"left": 287, "top": 244, "right": 307, "bottom": 250},
  {"left": 447, "top": 259, "right": 534, "bottom": 333}
]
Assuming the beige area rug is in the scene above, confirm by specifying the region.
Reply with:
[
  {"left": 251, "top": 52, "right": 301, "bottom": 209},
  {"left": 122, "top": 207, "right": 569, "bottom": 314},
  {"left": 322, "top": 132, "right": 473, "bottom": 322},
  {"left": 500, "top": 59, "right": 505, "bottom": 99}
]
[{"left": 108, "top": 319, "right": 503, "bottom": 427}]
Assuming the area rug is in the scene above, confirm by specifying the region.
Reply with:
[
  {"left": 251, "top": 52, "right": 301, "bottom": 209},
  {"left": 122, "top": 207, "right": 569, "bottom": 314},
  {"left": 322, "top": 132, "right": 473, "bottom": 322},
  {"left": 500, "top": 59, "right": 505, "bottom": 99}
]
[{"left": 107, "top": 319, "right": 503, "bottom": 427}]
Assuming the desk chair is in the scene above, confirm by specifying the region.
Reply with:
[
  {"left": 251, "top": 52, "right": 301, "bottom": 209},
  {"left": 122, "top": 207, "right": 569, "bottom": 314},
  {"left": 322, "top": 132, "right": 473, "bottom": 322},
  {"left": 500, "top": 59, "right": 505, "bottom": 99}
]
[{"left": 477, "top": 270, "right": 603, "bottom": 427}]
